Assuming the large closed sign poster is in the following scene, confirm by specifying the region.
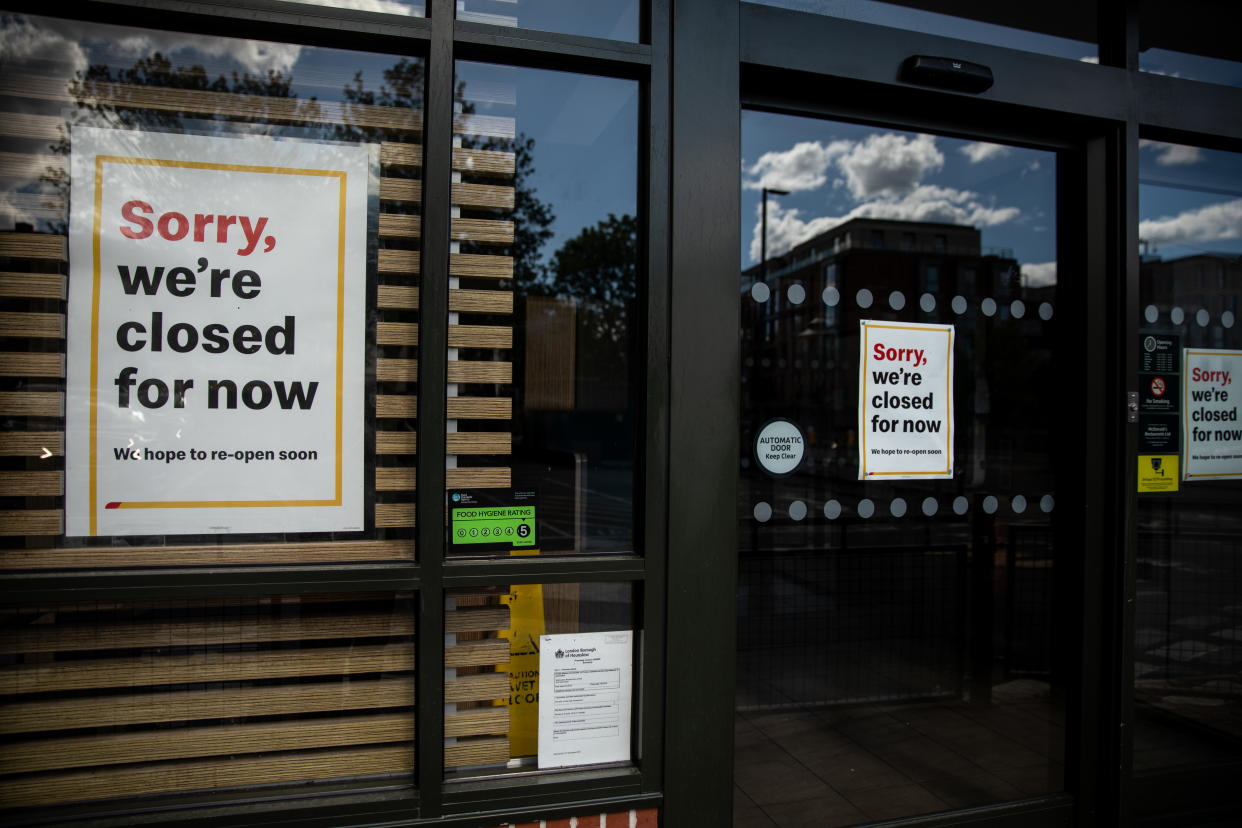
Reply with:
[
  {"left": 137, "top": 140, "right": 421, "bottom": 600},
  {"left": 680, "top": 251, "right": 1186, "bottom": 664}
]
[{"left": 66, "top": 127, "right": 370, "bottom": 536}]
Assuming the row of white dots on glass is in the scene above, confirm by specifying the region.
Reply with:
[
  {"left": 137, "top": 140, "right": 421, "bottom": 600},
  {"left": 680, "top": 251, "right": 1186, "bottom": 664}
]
[
  {"left": 752, "top": 494, "right": 1054, "bottom": 522},
  {"left": 750, "top": 283, "right": 1053, "bottom": 321},
  {"left": 1144, "top": 305, "right": 1236, "bottom": 329}
]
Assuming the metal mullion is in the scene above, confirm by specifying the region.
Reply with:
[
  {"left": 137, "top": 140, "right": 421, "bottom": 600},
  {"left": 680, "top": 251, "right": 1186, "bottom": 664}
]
[{"left": 415, "top": 0, "right": 455, "bottom": 816}]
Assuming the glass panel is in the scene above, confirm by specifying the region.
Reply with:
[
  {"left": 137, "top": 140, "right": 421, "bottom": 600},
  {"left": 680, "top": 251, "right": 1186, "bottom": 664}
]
[
  {"left": 443, "top": 582, "right": 635, "bottom": 776},
  {"left": 1134, "top": 141, "right": 1242, "bottom": 774},
  {"left": 0, "top": 15, "right": 421, "bottom": 566},
  {"left": 275, "top": 0, "right": 426, "bottom": 17},
  {"left": 736, "top": 111, "right": 1063, "bottom": 825},
  {"left": 0, "top": 592, "right": 415, "bottom": 812},
  {"left": 748, "top": 0, "right": 1097, "bottom": 61},
  {"left": 446, "top": 62, "right": 639, "bottom": 558},
  {"left": 1139, "top": 5, "right": 1242, "bottom": 88},
  {"left": 456, "top": 0, "right": 640, "bottom": 43}
]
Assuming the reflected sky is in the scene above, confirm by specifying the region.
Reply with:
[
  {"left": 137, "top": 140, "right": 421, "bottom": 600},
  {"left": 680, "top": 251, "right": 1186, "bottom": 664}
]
[{"left": 1140, "top": 142, "right": 1242, "bottom": 261}]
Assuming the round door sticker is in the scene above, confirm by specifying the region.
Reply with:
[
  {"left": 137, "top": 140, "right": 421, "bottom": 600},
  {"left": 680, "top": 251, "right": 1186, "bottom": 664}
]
[{"left": 754, "top": 418, "right": 806, "bottom": 476}]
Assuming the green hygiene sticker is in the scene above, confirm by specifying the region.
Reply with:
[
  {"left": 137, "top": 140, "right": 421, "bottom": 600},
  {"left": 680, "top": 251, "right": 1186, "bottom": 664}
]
[{"left": 451, "top": 505, "right": 537, "bottom": 547}]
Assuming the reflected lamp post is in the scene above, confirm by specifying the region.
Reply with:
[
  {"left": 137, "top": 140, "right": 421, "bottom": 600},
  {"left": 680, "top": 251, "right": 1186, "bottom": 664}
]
[{"left": 760, "top": 187, "right": 789, "bottom": 283}]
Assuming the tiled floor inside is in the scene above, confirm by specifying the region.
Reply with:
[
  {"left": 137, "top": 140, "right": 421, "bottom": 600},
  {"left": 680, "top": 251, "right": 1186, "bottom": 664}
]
[{"left": 733, "top": 682, "right": 1063, "bottom": 827}]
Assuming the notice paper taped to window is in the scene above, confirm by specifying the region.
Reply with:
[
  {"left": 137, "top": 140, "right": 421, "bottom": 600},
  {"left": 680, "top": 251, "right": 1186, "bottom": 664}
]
[{"left": 537, "top": 630, "right": 632, "bottom": 769}]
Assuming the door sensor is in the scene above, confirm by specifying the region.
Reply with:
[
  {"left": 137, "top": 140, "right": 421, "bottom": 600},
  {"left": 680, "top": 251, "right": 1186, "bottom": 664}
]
[{"left": 901, "top": 55, "right": 994, "bottom": 93}]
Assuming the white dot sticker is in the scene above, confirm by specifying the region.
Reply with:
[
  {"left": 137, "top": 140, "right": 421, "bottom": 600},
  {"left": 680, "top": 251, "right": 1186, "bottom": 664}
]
[
  {"left": 789, "top": 500, "right": 807, "bottom": 521},
  {"left": 857, "top": 288, "right": 874, "bottom": 308},
  {"left": 952, "top": 296, "right": 968, "bottom": 315},
  {"left": 889, "top": 291, "right": 906, "bottom": 311},
  {"left": 922, "top": 497, "right": 938, "bottom": 516},
  {"left": 824, "top": 499, "right": 842, "bottom": 520},
  {"left": 1144, "top": 305, "right": 1159, "bottom": 324},
  {"left": 890, "top": 498, "right": 907, "bottom": 517},
  {"left": 1040, "top": 495, "right": 1055, "bottom": 513},
  {"left": 953, "top": 496, "right": 969, "bottom": 515},
  {"left": 1012, "top": 494, "right": 1027, "bottom": 514},
  {"left": 1196, "top": 308, "right": 1210, "bottom": 327},
  {"left": 920, "top": 293, "right": 936, "bottom": 313},
  {"left": 753, "top": 502, "right": 772, "bottom": 522},
  {"left": 1224, "top": 311, "right": 1236, "bottom": 329},
  {"left": 983, "top": 495, "right": 998, "bottom": 514},
  {"left": 823, "top": 286, "right": 841, "bottom": 307},
  {"left": 751, "top": 282, "right": 771, "bottom": 303},
  {"left": 788, "top": 283, "right": 806, "bottom": 305},
  {"left": 1039, "top": 302, "right": 1054, "bottom": 321},
  {"left": 1171, "top": 307, "right": 1185, "bottom": 325},
  {"left": 1011, "top": 300, "right": 1025, "bottom": 319},
  {"left": 981, "top": 298, "right": 997, "bottom": 317},
  {"left": 858, "top": 499, "right": 875, "bottom": 518}
]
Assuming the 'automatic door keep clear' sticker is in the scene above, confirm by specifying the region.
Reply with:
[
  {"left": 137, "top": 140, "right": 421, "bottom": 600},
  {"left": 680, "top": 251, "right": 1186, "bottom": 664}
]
[
  {"left": 754, "top": 418, "right": 805, "bottom": 476},
  {"left": 858, "top": 320, "right": 955, "bottom": 480}
]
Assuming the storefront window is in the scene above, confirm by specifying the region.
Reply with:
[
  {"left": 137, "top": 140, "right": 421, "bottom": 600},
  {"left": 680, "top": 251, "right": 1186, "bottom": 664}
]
[
  {"left": 446, "top": 61, "right": 639, "bottom": 558},
  {"left": 0, "top": 15, "right": 422, "bottom": 566},
  {"left": 456, "top": 1, "right": 640, "bottom": 42}
]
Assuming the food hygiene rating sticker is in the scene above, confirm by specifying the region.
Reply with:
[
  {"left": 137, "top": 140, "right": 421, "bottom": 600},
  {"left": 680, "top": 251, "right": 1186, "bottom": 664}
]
[{"left": 448, "top": 489, "right": 538, "bottom": 550}]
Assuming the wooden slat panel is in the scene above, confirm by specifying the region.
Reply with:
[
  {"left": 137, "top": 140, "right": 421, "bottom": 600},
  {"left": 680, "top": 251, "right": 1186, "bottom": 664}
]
[
  {"left": 449, "top": 324, "right": 512, "bottom": 349},
  {"left": 0, "top": 643, "right": 412, "bottom": 696},
  {"left": 0, "top": 744, "right": 413, "bottom": 809},
  {"left": 1, "top": 712, "right": 413, "bottom": 775},
  {"left": 445, "top": 605, "right": 510, "bottom": 634},
  {"left": 380, "top": 142, "right": 421, "bottom": 168},
  {"left": 0, "top": 391, "right": 63, "bottom": 417},
  {"left": 447, "top": 433, "right": 511, "bottom": 455},
  {"left": 377, "top": 284, "right": 419, "bottom": 310},
  {"left": 447, "top": 397, "right": 512, "bottom": 419},
  {"left": 375, "top": 467, "right": 416, "bottom": 492},
  {"left": 0, "top": 539, "right": 411, "bottom": 569},
  {"left": 0, "top": 310, "right": 64, "bottom": 338},
  {"left": 444, "top": 672, "right": 509, "bottom": 703},
  {"left": 375, "top": 431, "right": 417, "bottom": 455},
  {"left": 0, "top": 611, "right": 414, "bottom": 655},
  {"left": 378, "top": 249, "right": 420, "bottom": 275},
  {"left": 450, "top": 253, "right": 513, "bottom": 279},
  {"left": 451, "top": 217, "right": 514, "bottom": 244},
  {"left": 0, "top": 272, "right": 66, "bottom": 299},
  {"left": 376, "top": 394, "right": 417, "bottom": 418},
  {"left": 445, "top": 708, "right": 509, "bottom": 739},
  {"left": 453, "top": 147, "right": 515, "bottom": 176},
  {"left": 380, "top": 177, "right": 420, "bottom": 203},
  {"left": 0, "top": 351, "right": 64, "bottom": 377},
  {"left": 453, "top": 182, "right": 514, "bottom": 210},
  {"left": 379, "top": 213, "right": 420, "bottom": 239},
  {"left": 454, "top": 113, "right": 516, "bottom": 139},
  {"left": 377, "top": 321, "right": 419, "bottom": 346},
  {"left": 0, "top": 430, "right": 63, "bottom": 457},
  {"left": 0, "top": 678, "right": 414, "bottom": 734},
  {"left": 0, "top": 111, "right": 63, "bottom": 140},
  {"left": 0, "top": 509, "right": 61, "bottom": 535},
  {"left": 0, "top": 150, "right": 64, "bottom": 178},
  {"left": 445, "top": 737, "right": 508, "bottom": 767},
  {"left": 376, "top": 357, "right": 417, "bottom": 383},
  {"left": 448, "top": 360, "right": 512, "bottom": 384},
  {"left": 2, "top": 75, "right": 423, "bottom": 133},
  {"left": 451, "top": 288, "right": 513, "bottom": 314},
  {"left": 446, "top": 468, "right": 511, "bottom": 489},
  {"left": 375, "top": 502, "right": 415, "bottom": 527},
  {"left": 0, "top": 470, "right": 63, "bottom": 497},
  {"left": 445, "top": 638, "right": 510, "bottom": 669},
  {"left": 0, "top": 232, "right": 66, "bottom": 260}
]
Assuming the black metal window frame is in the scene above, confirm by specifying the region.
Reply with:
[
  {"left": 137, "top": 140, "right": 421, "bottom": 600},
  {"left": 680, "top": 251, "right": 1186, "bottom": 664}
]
[{"left": 0, "top": 0, "right": 669, "bottom": 826}]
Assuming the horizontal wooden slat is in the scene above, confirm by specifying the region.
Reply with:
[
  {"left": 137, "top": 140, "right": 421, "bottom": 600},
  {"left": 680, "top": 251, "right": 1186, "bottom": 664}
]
[
  {"left": 0, "top": 111, "right": 64, "bottom": 140},
  {"left": 0, "top": 744, "right": 413, "bottom": 808},
  {"left": 0, "top": 232, "right": 65, "bottom": 261},
  {"left": 454, "top": 182, "right": 514, "bottom": 210},
  {"left": 0, "top": 390, "right": 63, "bottom": 417},
  {"left": 380, "top": 142, "right": 421, "bottom": 168},
  {"left": 447, "top": 432, "right": 511, "bottom": 455},
  {"left": 377, "top": 320, "right": 419, "bottom": 346},
  {"left": 453, "top": 147, "right": 515, "bottom": 176},
  {"left": 0, "top": 430, "right": 63, "bottom": 457},
  {"left": 0, "top": 509, "right": 61, "bottom": 535},
  {"left": 375, "top": 431, "right": 417, "bottom": 454},
  {"left": 448, "top": 360, "right": 512, "bottom": 384},
  {"left": 449, "top": 324, "right": 512, "bottom": 349},
  {"left": 450, "top": 253, "right": 513, "bottom": 279},
  {"left": 378, "top": 248, "right": 420, "bottom": 275},
  {"left": 445, "top": 708, "right": 510, "bottom": 739},
  {"left": 444, "top": 672, "right": 509, "bottom": 703},
  {"left": 451, "top": 288, "right": 513, "bottom": 314},
  {"left": 0, "top": 470, "right": 63, "bottom": 497},
  {"left": 376, "top": 467, "right": 416, "bottom": 492},
  {"left": 0, "top": 643, "right": 413, "bottom": 696},
  {"left": 445, "top": 638, "right": 510, "bottom": 669},
  {"left": 1, "top": 611, "right": 414, "bottom": 655},
  {"left": 445, "top": 605, "right": 510, "bottom": 634},
  {"left": 451, "top": 217, "right": 514, "bottom": 244},
  {"left": 377, "top": 357, "right": 417, "bottom": 383},
  {"left": 0, "top": 351, "right": 63, "bottom": 377},
  {"left": 0, "top": 538, "right": 412, "bottom": 569},
  {"left": 377, "top": 284, "right": 419, "bottom": 310},
  {"left": 0, "top": 271, "right": 66, "bottom": 299},
  {"left": 445, "top": 737, "right": 509, "bottom": 768},
  {"left": 379, "top": 213, "right": 420, "bottom": 239},
  {"left": 375, "top": 502, "right": 415, "bottom": 527},
  {"left": 446, "top": 467, "right": 511, "bottom": 488},
  {"left": 380, "top": 177, "right": 420, "bottom": 203},
  {"left": 0, "top": 677, "right": 415, "bottom": 734},
  {"left": 0, "top": 310, "right": 64, "bottom": 338},
  {"left": 447, "top": 397, "right": 512, "bottom": 419},
  {"left": 455, "top": 112, "right": 516, "bottom": 139},
  {"left": 0, "top": 149, "right": 64, "bottom": 178},
  {"left": 376, "top": 394, "right": 417, "bottom": 418},
  {"left": 3, "top": 74, "right": 423, "bottom": 133}
]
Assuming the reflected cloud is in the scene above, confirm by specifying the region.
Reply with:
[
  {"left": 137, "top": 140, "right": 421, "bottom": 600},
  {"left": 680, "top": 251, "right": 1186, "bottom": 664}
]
[
  {"left": 837, "top": 133, "right": 943, "bottom": 199},
  {"left": 1140, "top": 198, "right": 1242, "bottom": 246},
  {"left": 1140, "top": 140, "right": 1205, "bottom": 166},
  {"left": 960, "top": 141, "right": 1011, "bottom": 163},
  {"left": 1021, "top": 261, "right": 1057, "bottom": 287},
  {"left": 744, "top": 140, "right": 850, "bottom": 192}
]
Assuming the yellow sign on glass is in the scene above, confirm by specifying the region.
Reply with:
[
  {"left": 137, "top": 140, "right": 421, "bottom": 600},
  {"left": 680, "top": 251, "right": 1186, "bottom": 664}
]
[{"left": 1138, "top": 455, "right": 1179, "bottom": 493}]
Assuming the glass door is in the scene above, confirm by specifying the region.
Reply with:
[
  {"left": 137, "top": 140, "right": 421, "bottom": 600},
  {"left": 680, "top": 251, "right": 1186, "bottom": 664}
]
[{"left": 735, "top": 111, "right": 1066, "bottom": 826}]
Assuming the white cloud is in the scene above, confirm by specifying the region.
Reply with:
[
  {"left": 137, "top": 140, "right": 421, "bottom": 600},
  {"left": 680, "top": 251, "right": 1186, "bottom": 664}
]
[
  {"left": 0, "top": 16, "right": 89, "bottom": 85},
  {"left": 1139, "top": 140, "right": 1205, "bottom": 166},
  {"left": 110, "top": 32, "right": 303, "bottom": 76},
  {"left": 288, "top": 0, "right": 419, "bottom": 14},
  {"left": 748, "top": 201, "right": 846, "bottom": 263},
  {"left": 960, "top": 142, "right": 1010, "bottom": 163},
  {"left": 1021, "top": 261, "right": 1057, "bottom": 287},
  {"left": 743, "top": 140, "right": 850, "bottom": 192},
  {"left": 1140, "top": 198, "right": 1242, "bottom": 246},
  {"left": 836, "top": 132, "right": 943, "bottom": 199},
  {"left": 1079, "top": 56, "right": 1100, "bottom": 64}
]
